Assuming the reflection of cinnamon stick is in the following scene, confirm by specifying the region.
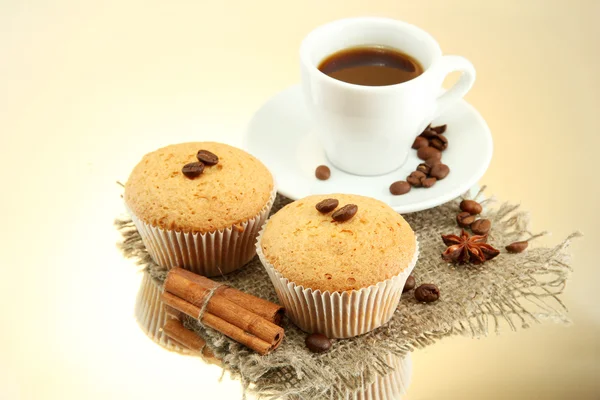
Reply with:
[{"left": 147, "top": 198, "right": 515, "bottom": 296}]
[
  {"left": 166, "top": 268, "right": 284, "bottom": 324},
  {"left": 161, "top": 268, "right": 284, "bottom": 355},
  {"left": 162, "top": 319, "right": 218, "bottom": 363}
]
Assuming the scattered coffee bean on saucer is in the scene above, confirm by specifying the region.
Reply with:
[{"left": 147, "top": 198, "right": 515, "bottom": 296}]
[
  {"left": 416, "top": 163, "right": 431, "bottom": 175},
  {"left": 430, "top": 124, "right": 447, "bottom": 134},
  {"left": 471, "top": 219, "right": 491, "bottom": 235},
  {"left": 332, "top": 204, "right": 358, "bottom": 222},
  {"left": 422, "top": 177, "right": 437, "bottom": 188},
  {"left": 460, "top": 199, "right": 482, "bottom": 215},
  {"left": 506, "top": 241, "right": 528, "bottom": 253},
  {"left": 182, "top": 162, "right": 205, "bottom": 178},
  {"left": 415, "top": 284, "right": 440, "bottom": 302},
  {"left": 315, "top": 198, "right": 339, "bottom": 213},
  {"left": 430, "top": 135, "right": 448, "bottom": 151},
  {"left": 403, "top": 276, "right": 416, "bottom": 293},
  {"left": 430, "top": 163, "right": 450, "bottom": 180},
  {"left": 196, "top": 150, "right": 219, "bottom": 166},
  {"left": 315, "top": 165, "right": 331, "bottom": 180},
  {"left": 457, "top": 211, "right": 476, "bottom": 228},
  {"left": 390, "top": 181, "right": 411, "bottom": 195},
  {"left": 407, "top": 171, "right": 426, "bottom": 187},
  {"left": 305, "top": 333, "right": 331, "bottom": 353},
  {"left": 417, "top": 146, "right": 441, "bottom": 161},
  {"left": 412, "top": 136, "right": 429, "bottom": 149},
  {"left": 419, "top": 129, "right": 439, "bottom": 139}
]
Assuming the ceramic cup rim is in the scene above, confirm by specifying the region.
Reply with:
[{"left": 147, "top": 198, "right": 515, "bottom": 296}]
[{"left": 299, "top": 17, "right": 443, "bottom": 92}]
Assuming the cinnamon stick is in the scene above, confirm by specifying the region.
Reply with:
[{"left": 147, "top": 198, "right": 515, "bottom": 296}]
[
  {"left": 162, "top": 319, "right": 218, "bottom": 362},
  {"left": 166, "top": 268, "right": 284, "bottom": 324},
  {"left": 164, "top": 270, "right": 284, "bottom": 346},
  {"left": 161, "top": 292, "right": 279, "bottom": 355},
  {"left": 164, "top": 305, "right": 183, "bottom": 321}
]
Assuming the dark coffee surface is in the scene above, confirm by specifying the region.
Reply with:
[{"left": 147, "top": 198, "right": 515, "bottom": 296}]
[{"left": 318, "top": 45, "right": 423, "bottom": 86}]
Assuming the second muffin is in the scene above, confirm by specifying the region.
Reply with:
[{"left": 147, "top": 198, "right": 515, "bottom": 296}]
[{"left": 257, "top": 194, "right": 418, "bottom": 338}]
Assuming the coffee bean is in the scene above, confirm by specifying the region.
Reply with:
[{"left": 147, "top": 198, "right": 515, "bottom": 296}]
[
  {"left": 457, "top": 211, "right": 476, "bottom": 228},
  {"left": 196, "top": 150, "right": 219, "bottom": 166},
  {"left": 417, "top": 146, "right": 441, "bottom": 161},
  {"left": 332, "top": 204, "right": 358, "bottom": 222},
  {"left": 403, "top": 276, "right": 416, "bottom": 293},
  {"left": 407, "top": 171, "right": 426, "bottom": 187},
  {"left": 430, "top": 135, "right": 448, "bottom": 151},
  {"left": 460, "top": 200, "right": 483, "bottom": 215},
  {"left": 430, "top": 124, "right": 447, "bottom": 134},
  {"left": 416, "top": 163, "right": 431, "bottom": 175},
  {"left": 315, "top": 165, "right": 331, "bottom": 180},
  {"left": 430, "top": 163, "right": 450, "bottom": 180},
  {"left": 315, "top": 198, "right": 339, "bottom": 213},
  {"left": 414, "top": 284, "right": 440, "bottom": 302},
  {"left": 182, "top": 162, "right": 205, "bottom": 178},
  {"left": 425, "top": 157, "right": 441, "bottom": 167},
  {"left": 506, "top": 241, "right": 528, "bottom": 253},
  {"left": 419, "top": 129, "right": 439, "bottom": 139},
  {"left": 422, "top": 177, "right": 437, "bottom": 188},
  {"left": 305, "top": 333, "right": 331, "bottom": 353},
  {"left": 471, "top": 219, "right": 491, "bottom": 235},
  {"left": 390, "top": 181, "right": 411, "bottom": 195},
  {"left": 412, "top": 137, "right": 429, "bottom": 150}
]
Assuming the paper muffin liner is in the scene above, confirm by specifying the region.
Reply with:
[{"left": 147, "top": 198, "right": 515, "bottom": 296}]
[
  {"left": 134, "top": 272, "right": 190, "bottom": 354},
  {"left": 127, "top": 188, "right": 276, "bottom": 277},
  {"left": 257, "top": 226, "right": 419, "bottom": 338},
  {"left": 343, "top": 353, "right": 412, "bottom": 400}
]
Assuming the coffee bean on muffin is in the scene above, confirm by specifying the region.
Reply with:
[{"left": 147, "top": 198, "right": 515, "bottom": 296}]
[
  {"left": 315, "top": 198, "right": 339, "bottom": 214},
  {"left": 182, "top": 162, "right": 205, "bottom": 178},
  {"left": 196, "top": 150, "right": 219, "bottom": 166},
  {"left": 332, "top": 204, "right": 358, "bottom": 222}
]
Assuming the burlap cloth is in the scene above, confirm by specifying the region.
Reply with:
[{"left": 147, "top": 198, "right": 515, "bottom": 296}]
[{"left": 116, "top": 187, "right": 580, "bottom": 399}]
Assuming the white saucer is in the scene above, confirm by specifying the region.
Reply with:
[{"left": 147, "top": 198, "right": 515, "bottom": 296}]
[{"left": 244, "top": 85, "right": 492, "bottom": 213}]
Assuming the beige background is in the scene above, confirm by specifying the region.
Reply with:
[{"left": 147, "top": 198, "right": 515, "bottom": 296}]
[{"left": 1, "top": 0, "right": 598, "bottom": 399}]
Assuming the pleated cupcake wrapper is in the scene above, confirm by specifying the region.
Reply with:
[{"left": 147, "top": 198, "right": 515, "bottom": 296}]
[
  {"left": 134, "top": 272, "right": 190, "bottom": 354},
  {"left": 257, "top": 226, "right": 419, "bottom": 338},
  {"left": 127, "top": 188, "right": 276, "bottom": 277},
  {"left": 341, "top": 353, "right": 412, "bottom": 400}
]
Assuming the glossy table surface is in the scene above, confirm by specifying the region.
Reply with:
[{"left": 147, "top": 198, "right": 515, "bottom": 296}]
[{"left": 0, "top": 1, "right": 598, "bottom": 399}]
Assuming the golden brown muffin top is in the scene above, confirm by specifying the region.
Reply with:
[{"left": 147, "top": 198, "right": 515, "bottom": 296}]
[
  {"left": 260, "top": 194, "right": 416, "bottom": 293},
  {"left": 124, "top": 142, "right": 273, "bottom": 232}
]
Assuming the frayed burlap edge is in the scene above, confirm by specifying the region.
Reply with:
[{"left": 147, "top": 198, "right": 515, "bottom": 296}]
[{"left": 115, "top": 187, "right": 580, "bottom": 400}]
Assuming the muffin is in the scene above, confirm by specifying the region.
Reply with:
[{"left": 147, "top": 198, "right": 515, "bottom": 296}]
[
  {"left": 257, "top": 194, "right": 418, "bottom": 338},
  {"left": 125, "top": 142, "right": 275, "bottom": 276}
]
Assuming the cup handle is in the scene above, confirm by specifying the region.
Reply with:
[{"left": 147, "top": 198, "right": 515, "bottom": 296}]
[{"left": 432, "top": 55, "right": 476, "bottom": 119}]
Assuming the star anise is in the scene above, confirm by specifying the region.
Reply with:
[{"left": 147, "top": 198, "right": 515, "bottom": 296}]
[{"left": 441, "top": 229, "right": 500, "bottom": 264}]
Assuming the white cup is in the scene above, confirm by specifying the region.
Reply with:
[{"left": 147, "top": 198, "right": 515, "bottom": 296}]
[{"left": 300, "top": 17, "right": 476, "bottom": 176}]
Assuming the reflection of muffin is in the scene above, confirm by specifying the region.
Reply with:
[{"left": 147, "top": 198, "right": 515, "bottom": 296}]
[
  {"left": 125, "top": 142, "right": 275, "bottom": 276},
  {"left": 257, "top": 194, "right": 418, "bottom": 338},
  {"left": 135, "top": 273, "right": 190, "bottom": 354}
]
